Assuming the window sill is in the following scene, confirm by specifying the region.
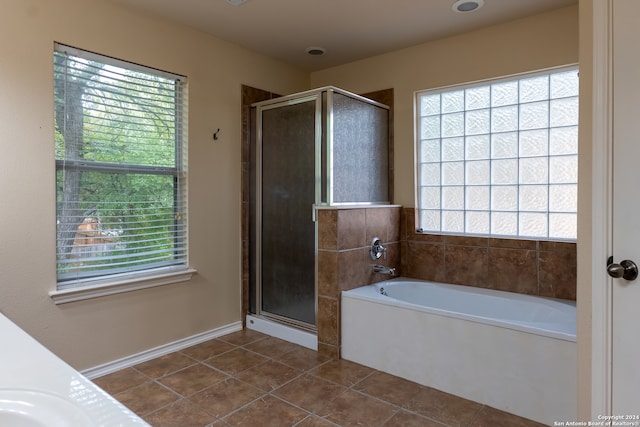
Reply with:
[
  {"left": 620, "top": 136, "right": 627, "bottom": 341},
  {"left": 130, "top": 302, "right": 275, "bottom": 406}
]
[{"left": 49, "top": 268, "right": 197, "bottom": 305}]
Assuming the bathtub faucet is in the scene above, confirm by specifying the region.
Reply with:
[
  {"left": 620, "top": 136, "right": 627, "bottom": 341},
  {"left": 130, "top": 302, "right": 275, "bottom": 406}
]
[{"left": 373, "top": 264, "right": 396, "bottom": 276}]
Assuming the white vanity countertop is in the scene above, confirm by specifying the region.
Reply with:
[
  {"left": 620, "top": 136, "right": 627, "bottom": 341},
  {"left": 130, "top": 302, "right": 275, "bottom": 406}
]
[{"left": 0, "top": 312, "right": 149, "bottom": 426}]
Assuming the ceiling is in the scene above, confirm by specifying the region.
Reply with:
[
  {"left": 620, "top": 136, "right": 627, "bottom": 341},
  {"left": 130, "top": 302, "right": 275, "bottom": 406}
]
[{"left": 109, "top": 0, "right": 577, "bottom": 71}]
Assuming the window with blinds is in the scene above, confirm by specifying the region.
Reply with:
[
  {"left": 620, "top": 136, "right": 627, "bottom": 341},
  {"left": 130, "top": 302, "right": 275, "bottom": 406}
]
[{"left": 54, "top": 43, "right": 187, "bottom": 287}]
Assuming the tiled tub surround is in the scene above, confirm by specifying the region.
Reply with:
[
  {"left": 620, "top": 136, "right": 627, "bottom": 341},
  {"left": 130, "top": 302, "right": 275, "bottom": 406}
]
[
  {"left": 401, "top": 208, "right": 577, "bottom": 301},
  {"left": 316, "top": 206, "right": 401, "bottom": 358},
  {"left": 315, "top": 205, "right": 576, "bottom": 359}
]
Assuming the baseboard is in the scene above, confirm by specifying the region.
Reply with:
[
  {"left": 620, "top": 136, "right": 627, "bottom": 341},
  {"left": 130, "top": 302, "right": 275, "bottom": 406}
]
[
  {"left": 82, "top": 321, "right": 243, "bottom": 379},
  {"left": 246, "top": 315, "right": 317, "bottom": 350}
]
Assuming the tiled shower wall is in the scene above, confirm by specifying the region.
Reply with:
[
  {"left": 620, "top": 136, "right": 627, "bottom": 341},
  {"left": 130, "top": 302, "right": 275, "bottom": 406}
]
[
  {"left": 241, "top": 85, "right": 282, "bottom": 322},
  {"left": 401, "top": 208, "right": 577, "bottom": 301},
  {"left": 316, "top": 206, "right": 401, "bottom": 358},
  {"left": 240, "top": 86, "right": 394, "bottom": 325}
]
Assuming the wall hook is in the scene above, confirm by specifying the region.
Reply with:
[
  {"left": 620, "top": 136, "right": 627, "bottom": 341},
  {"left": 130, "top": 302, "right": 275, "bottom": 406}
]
[{"left": 213, "top": 128, "right": 220, "bottom": 141}]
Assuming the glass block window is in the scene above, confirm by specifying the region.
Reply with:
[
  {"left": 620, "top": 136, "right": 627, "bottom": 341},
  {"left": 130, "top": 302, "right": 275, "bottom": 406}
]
[{"left": 416, "top": 67, "right": 578, "bottom": 239}]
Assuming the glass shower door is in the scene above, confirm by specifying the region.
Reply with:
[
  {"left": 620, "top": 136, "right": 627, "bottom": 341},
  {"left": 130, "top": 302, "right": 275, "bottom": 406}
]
[{"left": 257, "top": 97, "right": 318, "bottom": 328}]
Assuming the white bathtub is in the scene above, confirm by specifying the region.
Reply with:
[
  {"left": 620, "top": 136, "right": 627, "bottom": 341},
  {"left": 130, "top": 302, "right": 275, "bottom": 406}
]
[{"left": 341, "top": 278, "right": 576, "bottom": 425}]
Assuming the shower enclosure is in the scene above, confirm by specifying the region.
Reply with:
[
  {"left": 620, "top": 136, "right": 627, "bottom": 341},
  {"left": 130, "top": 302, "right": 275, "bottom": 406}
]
[{"left": 250, "top": 87, "right": 390, "bottom": 332}]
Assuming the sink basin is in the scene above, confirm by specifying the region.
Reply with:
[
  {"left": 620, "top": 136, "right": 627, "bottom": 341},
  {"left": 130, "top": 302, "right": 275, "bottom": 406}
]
[{"left": 0, "top": 389, "right": 94, "bottom": 427}]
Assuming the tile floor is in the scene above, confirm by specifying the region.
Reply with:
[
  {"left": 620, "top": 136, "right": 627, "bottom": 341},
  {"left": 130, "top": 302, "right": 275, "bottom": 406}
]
[{"left": 93, "top": 329, "right": 546, "bottom": 427}]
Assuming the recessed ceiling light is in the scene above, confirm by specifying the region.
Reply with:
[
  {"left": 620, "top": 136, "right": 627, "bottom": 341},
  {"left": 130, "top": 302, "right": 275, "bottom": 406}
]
[
  {"left": 225, "top": 0, "right": 247, "bottom": 5},
  {"left": 452, "top": 0, "right": 484, "bottom": 13},
  {"left": 306, "top": 47, "right": 327, "bottom": 56}
]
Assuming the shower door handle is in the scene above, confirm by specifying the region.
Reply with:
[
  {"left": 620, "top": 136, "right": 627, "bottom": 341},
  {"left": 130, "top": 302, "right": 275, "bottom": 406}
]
[{"left": 607, "top": 257, "right": 638, "bottom": 281}]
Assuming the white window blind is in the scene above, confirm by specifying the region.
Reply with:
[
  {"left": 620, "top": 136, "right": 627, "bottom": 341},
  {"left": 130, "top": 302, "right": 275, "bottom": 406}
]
[
  {"left": 54, "top": 43, "right": 188, "bottom": 287},
  {"left": 415, "top": 67, "right": 578, "bottom": 240}
]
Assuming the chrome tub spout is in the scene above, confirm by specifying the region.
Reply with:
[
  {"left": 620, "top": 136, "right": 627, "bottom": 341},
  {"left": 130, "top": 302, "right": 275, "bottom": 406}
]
[{"left": 373, "top": 264, "right": 396, "bottom": 276}]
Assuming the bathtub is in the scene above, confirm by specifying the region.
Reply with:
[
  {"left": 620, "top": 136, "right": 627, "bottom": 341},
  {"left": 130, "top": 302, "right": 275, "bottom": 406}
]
[{"left": 341, "top": 278, "right": 576, "bottom": 425}]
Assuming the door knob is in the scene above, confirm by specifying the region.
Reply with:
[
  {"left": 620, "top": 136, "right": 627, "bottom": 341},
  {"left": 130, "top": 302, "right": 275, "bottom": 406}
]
[{"left": 607, "top": 259, "right": 638, "bottom": 281}]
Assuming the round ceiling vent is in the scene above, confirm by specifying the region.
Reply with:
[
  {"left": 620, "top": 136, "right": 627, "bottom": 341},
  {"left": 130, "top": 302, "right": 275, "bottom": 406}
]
[
  {"left": 306, "top": 47, "right": 327, "bottom": 56},
  {"left": 452, "top": 0, "right": 484, "bottom": 13}
]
